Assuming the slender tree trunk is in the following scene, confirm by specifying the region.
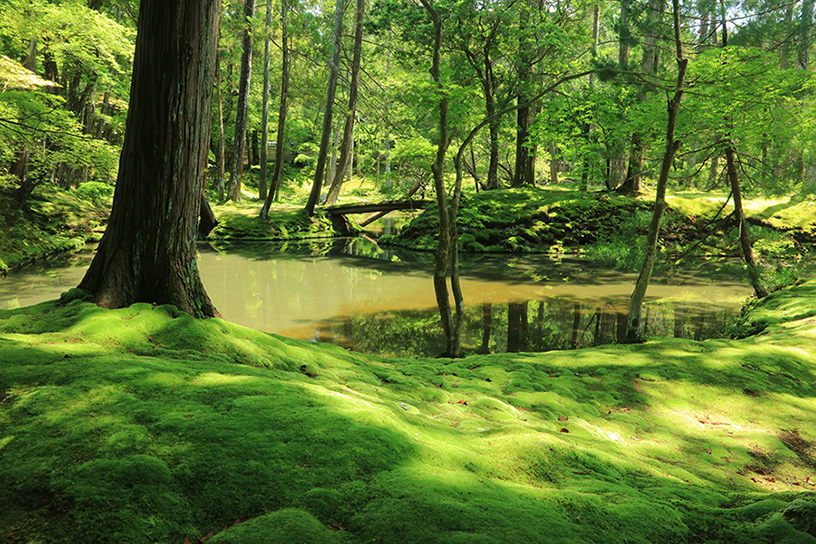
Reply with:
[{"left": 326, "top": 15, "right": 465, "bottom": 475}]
[
  {"left": 259, "top": 0, "right": 272, "bottom": 201},
  {"left": 214, "top": 53, "right": 226, "bottom": 201},
  {"left": 619, "top": 0, "right": 630, "bottom": 69},
  {"left": 227, "top": 0, "right": 256, "bottom": 202},
  {"left": 708, "top": 152, "right": 720, "bottom": 185},
  {"left": 263, "top": 0, "right": 290, "bottom": 209},
  {"left": 383, "top": 31, "right": 393, "bottom": 189},
  {"left": 625, "top": 0, "right": 687, "bottom": 342},
  {"left": 482, "top": 48, "right": 500, "bottom": 190},
  {"left": 419, "top": 0, "right": 459, "bottom": 356},
  {"left": 305, "top": 0, "right": 344, "bottom": 215},
  {"left": 619, "top": 0, "right": 664, "bottom": 196},
  {"left": 78, "top": 0, "right": 220, "bottom": 317},
  {"left": 548, "top": 142, "right": 559, "bottom": 184},
  {"left": 251, "top": 129, "right": 259, "bottom": 168},
  {"left": 513, "top": 0, "right": 532, "bottom": 187},
  {"left": 725, "top": 145, "right": 769, "bottom": 298},
  {"left": 23, "top": 36, "right": 37, "bottom": 72},
  {"left": 325, "top": 0, "right": 364, "bottom": 206}
]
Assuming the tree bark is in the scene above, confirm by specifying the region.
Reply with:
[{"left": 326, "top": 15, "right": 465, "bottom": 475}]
[
  {"left": 419, "top": 0, "right": 459, "bottom": 356},
  {"left": 512, "top": 0, "right": 532, "bottom": 187},
  {"left": 260, "top": 0, "right": 272, "bottom": 201},
  {"left": 214, "top": 53, "right": 226, "bottom": 201},
  {"left": 325, "top": 0, "right": 364, "bottom": 205},
  {"left": 625, "top": 0, "right": 686, "bottom": 342},
  {"left": 305, "top": 0, "right": 344, "bottom": 216},
  {"left": 261, "top": 0, "right": 291, "bottom": 213},
  {"left": 227, "top": 0, "right": 256, "bottom": 202},
  {"left": 725, "top": 145, "right": 769, "bottom": 298},
  {"left": 618, "top": 0, "right": 664, "bottom": 196},
  {"left": 78, "top": 0, "right": 220, "bottom": 318}
]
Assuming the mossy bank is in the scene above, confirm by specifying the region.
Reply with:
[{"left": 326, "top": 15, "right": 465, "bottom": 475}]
[
  {"left": 381, "top": 187, "right": 816, "bottom": 278},
  {"left": 2, "top": 279, "right": 816, "bottom": 543},
  {"left": 0, "top": 185, "right": 110, "bottom": 274}
]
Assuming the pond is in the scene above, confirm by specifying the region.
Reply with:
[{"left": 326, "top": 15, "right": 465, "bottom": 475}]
[{"left": 0, "top": 237, "right": 752, "bottom": 358}]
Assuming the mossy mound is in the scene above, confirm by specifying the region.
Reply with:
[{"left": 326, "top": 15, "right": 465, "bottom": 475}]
[
  {"left": 381, "top": 187, "right": 696, "bottom": 254},
  {"left": 207, "top": 202, "right": 357, "bottom": 244},
  {"left": 0, "top": 185, "right": 108, "bottom": 274},
  {"left": 2, "top": 281, "right": 816, "bottom": 542}
]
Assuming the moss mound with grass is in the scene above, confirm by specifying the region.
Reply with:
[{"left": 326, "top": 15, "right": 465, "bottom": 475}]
[
  {"left": 0, "top": 186, "right": 109, "bottom": 274},
  {"left": 207, "top": 202, "right": 357, "bottom": 244},
  {"left": 380, "top": 188, "right": 814, "bottom": 283},
  {"left": 381, "top": 187, "right": 700, "bottom": 254},
  {"left": 3, "top": 279, "right": 816, "bottom": 543}
]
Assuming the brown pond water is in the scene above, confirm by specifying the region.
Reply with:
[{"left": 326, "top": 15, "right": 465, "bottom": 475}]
[{"left": 0, "top": 238, "right": 752, "bottom": 357}]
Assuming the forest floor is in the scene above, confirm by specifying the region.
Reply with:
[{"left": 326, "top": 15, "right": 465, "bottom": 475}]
[{"left": 2, "top": 275, "right": 816, "bottom": 543}]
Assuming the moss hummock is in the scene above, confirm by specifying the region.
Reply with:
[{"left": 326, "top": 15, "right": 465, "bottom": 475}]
[
  {"left": 2, "top": 279, "right": 816, "bottom": 543},
  {"left": 207, "top": 202, "right": 357, "bottom": 244}
]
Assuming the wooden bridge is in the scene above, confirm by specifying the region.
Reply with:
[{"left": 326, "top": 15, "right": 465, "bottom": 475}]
[{"left": 322, "top": 199, "right": 428, "bottom": 228}]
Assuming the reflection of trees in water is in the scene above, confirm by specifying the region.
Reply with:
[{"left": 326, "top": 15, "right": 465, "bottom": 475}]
[{"left": 313, "top": 297, "right": 737, "bottom": 358}]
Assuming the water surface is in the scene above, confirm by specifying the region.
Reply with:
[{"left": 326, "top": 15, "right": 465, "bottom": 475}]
[{"left": 0, "top": 238, "right": 752, "bottom": 357}]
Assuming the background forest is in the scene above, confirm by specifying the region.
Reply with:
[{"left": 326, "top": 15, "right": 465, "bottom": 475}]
[{"left": 1, "top": 0, "right": 814, "bottom": 207}]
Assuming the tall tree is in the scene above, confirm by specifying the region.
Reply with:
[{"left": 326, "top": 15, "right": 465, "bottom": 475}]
[
  {"left": 305, "top": 0, "right": 344, "bottom": 215},
  {"left": 325, "top": 0, "right": 365, "bottom": 205},
  {"left": 618, "top": 0, "right": 665, "bottom": 195},
  {"left": 269, "top": 0, "right": 291, "bottom": 206},
  {"left": 213, "top": 51, "right": 227, "bottom": 200},
  {"left": 625, "top": 0, "right": 687, "bottom": 342},
  {"left": 77, "top": 0, "right": 220, "bottom": 317},
  {"left": 417, "top": 0, "right": 459, "bottom": 356},
  {"left": 512, "top": 0, "right": 537, "bottom": 187},
  {"left": 227, "top": 0, "right": 256, "bottom": 202},
  {"left": 259, "top": 0, "right": 272, "bottom": 201},
  {"left": 724, "top": 144, "right": 769, "bottom": 298},
  {"left": 260, "top": 0, "right": 291, "bottom": 216}
]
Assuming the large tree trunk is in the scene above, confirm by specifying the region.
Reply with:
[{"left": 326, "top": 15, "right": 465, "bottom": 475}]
[
  {"left": 78, "top": 0, "right": 220, "bottom": 318},
  {"left": 227, "top": 0, "right": 256, "bottom": 202},
  {"left": 325, "top": 0, "right": 364, "bottom": 205},
  {"left": 305, "top": 0, "right": 344, "bottom": 216},
  {"left": 625, "top": 0, "right": 686, "bottom": 342}
]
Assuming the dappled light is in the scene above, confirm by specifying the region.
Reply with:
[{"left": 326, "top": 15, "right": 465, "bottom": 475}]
[{"left": 3, "top": 281, "right": 816, "bottom": 541}]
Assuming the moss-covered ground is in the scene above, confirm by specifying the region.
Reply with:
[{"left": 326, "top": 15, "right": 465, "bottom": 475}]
[
  {"left": 381, "top": 187, "right": 815, "bottom": 281},
  {"left": 2, "top": 279, "right": 816, "bottom": 543},
  {"left": 207, "top": 201, "right": 354, "bottom": 244},
  {"left": 0, "top": 185, "right": 109, "bottom": 274}
]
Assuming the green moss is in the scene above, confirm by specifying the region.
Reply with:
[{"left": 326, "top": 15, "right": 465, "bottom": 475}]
[
  {"left": 208, "top": 202, "right": 353, "bottom": 243},
  {"left": 3, "top": 281, "right": 816, "bottom": 542},
  {"left": 209, "top": 509, "right": 345, "bottom": 544},
  {"left": 0, "top": 186, "right": 107, "bottom": 272}
]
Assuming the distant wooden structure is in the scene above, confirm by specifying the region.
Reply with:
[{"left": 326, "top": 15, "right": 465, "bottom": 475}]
[{"left": 322, "top": 199, "right": 427, "bottom": 229}]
